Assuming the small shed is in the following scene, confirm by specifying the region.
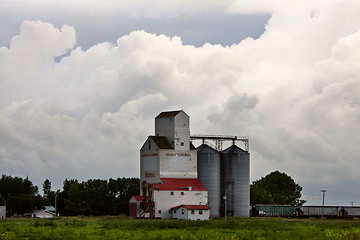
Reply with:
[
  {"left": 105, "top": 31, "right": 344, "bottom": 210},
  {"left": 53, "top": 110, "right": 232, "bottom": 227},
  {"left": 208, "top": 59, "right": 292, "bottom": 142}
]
[
  {"left": 129, "top": 196, "right": 151, "bottom": 218},
  {"left": 32, "top": 210, "right": 56, "bottom": 218},
  {"left": 0, "top": 206, "right": 6, "bottom": 219},
  {"left": 171, "top": 205, "right": 211, "bottom": 220}
]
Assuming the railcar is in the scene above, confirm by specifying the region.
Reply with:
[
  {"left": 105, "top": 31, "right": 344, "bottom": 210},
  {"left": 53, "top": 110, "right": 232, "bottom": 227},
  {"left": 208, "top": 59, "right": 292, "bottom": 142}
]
[
  {"left": 251, "top": 205, "right": 360, "bottom": 218},
  {"left": 251, "top": 205, "right": 297, "bottom": 217}
]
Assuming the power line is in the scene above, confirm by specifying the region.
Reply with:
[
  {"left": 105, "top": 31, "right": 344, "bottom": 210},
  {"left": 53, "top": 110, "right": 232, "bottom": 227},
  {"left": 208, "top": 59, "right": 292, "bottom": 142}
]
[{"left": 326, "top": 190, "right": 360, "bottom": 196}]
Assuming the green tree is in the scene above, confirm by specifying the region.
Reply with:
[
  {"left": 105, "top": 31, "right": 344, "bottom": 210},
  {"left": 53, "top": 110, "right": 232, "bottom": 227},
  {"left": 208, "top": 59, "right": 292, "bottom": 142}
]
[
  {"left": 112, "top": 177, "right": 140, "bottom": 215},
  {"left": 62, "top": 179, "right": 83, "bottom": 216},
  {"left": 250, "top": 183, "right": 273, "bottom": 205},
  {"left": 0, "top": 194, "right": 6, "bottom": 205},
  {"left": 83, "top": 179, "right": 111, "bottom": 215},
  {"left": 34, "top": 194, "right": 44, "bottom": 210},
  {"left": 0, "top": 175, "right": 39, "bottom": 215},
  {"left": 250, "top": 171, "right": 306, "bottom": 206},
  {"left": 42, "top": 179, "right": 56, "bottom": 206},
  {"left": 43, "top": 179, "right": 51, "bottom": 198}
]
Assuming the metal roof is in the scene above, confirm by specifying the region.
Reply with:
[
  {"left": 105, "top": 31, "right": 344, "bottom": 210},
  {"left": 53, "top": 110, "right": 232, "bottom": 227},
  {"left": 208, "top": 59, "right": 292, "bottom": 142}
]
[
  {"left": 33, "top": 210, "right": 56, "bottom": 215},
  {"left": 155, "top": 110, "right": 183, "bottom": 118},
  {"left": 150, "top": 136, "right": 174, "bottom": 149},
  {"left": 152, "top": 178, "right": 207, "bottom": 191},
  {"left": 222, "top": 144, "right": 248, "bottom": 153},
  {"left": 196, "top": 143, "right": 218, "bottom": 153},
  {"left": 44, "top": 206, "right": 55, "bottom": 212},
  {"left": 171, "top": 205, "right": 211, "bottom": 210}
]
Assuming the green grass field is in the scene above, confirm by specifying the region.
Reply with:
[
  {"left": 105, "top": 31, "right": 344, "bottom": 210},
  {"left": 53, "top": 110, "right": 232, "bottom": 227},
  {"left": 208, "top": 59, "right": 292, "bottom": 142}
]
[{"left": 1, "top": 216, "right": 360, "bottom": 240}]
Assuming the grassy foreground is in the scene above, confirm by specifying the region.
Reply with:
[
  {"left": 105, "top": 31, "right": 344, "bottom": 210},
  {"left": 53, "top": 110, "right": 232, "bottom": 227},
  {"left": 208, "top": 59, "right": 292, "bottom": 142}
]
[{"left": 1, "top": 216, "right": 360, "bottom": 240}]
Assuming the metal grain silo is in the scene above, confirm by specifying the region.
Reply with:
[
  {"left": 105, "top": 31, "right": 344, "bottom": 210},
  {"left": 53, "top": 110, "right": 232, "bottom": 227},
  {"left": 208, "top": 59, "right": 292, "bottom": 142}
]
[
  {"left": 197, "top": 144, "right": 221, "bottom": 217},
  {"left": 221, "top": 145, "right": 250, "bottom": 217}
]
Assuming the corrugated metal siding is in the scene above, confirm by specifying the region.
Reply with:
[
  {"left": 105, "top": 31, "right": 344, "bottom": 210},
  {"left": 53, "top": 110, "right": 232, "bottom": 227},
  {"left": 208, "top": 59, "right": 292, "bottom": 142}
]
[
  {"left": 222, "top": 145, "right": 250, "bottom": 217},
  {"left": 342, "top": 206, "right": 360, "bottom": 216},
  {"left": 301, "top": 206, "right": 340, "bottom": 216},
  {"left": 254, "top": 205, "right": 296, "bottom": 216},
  {"left": 197, "top": 144, "right": 221, "bottom": 217}
]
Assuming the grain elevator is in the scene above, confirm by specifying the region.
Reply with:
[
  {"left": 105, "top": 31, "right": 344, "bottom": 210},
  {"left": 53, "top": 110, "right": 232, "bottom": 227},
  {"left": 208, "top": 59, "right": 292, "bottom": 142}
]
[{"left": 130, "top": 110, "right": 250, "bottom": 219}]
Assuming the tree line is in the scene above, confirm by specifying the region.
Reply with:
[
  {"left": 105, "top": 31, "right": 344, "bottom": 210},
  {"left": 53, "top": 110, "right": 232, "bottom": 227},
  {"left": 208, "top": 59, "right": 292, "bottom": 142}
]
[
  {"left": 0, "top": 175, "right": 139, "bottom": 216},
  {"left": 1, "top": 171, "right": 305, "bottom": 217}
]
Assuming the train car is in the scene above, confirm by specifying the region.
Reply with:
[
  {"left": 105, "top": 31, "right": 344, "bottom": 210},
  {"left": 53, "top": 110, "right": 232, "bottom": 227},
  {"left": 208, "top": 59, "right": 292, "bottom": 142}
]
[
  {"left": 300, "top": 206, "right": 340, "bottom": 218},
  {"left": 252, "top": 205, "right": 297, "bottom": 217},
  {"left": 251, "top": 205, "right": 360, "bottom": 218},
  {"left": 339, "top": 206, "right": 360, "bottom": 218}
]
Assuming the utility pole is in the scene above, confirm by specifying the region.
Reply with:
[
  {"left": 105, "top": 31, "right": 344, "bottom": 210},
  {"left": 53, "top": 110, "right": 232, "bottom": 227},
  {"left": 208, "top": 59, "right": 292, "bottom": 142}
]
[
  {"left": 321, "top": 190, "right": 327, "bottom": 219},
  {"left": 55, "top": 194, "right": 57, "bottom": 217},
  {"left": 224, "top": 189, "right": 227, "bottom": 221}
]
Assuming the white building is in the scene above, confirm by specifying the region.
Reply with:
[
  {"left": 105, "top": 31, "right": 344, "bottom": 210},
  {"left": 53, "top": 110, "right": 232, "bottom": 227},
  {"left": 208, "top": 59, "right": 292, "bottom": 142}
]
[
  {"left": 134, "top": 110, "right": 210, "bottom": 219},
  {"left": 0, "top": 206, "right": 6, "bottom": 219},
  {"left": 32, "top": 210, "right": 55, "bottom": 218},
  {"left": 171, "top": 205, "right": 211, "bottom": 220},
  {"left": 152, "top": 178, "right": 208, "bottom": 219}
]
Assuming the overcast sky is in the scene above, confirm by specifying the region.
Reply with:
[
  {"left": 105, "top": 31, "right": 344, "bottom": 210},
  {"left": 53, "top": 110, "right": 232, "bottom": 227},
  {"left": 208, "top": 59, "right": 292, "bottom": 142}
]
[{"left": 1, "top": 0, "right": 360, "bottom": 206}]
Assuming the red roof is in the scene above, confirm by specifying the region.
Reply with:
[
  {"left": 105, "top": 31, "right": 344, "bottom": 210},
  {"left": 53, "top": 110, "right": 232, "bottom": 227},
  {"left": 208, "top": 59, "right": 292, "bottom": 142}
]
[
  {"left": 132, "top": 196, "right": 150, "bottom": 202},
  {"left": 171, "top": 205, "right": 211, "bottom": 210},
  {"left": 152, "top": 178, "right": 207, "bottom": 191}
]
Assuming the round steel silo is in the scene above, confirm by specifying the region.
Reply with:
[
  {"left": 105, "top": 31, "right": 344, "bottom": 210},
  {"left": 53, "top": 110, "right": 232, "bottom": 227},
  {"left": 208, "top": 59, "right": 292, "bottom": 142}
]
[
  {"left": 221, "top": 145, "right": 250, "bottom": 217},
  {"left": 197, "top": 144, "right": 221, "bottom": 217}
]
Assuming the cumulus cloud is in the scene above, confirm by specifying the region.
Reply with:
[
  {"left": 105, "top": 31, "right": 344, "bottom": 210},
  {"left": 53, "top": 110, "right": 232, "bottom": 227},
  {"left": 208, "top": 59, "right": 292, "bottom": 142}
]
[
  {"left": 0, "top": 0, "right": 269, "bottom": 50},
  {"left": 1, "top": 0, "right": 360, "bottom": 204}
]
